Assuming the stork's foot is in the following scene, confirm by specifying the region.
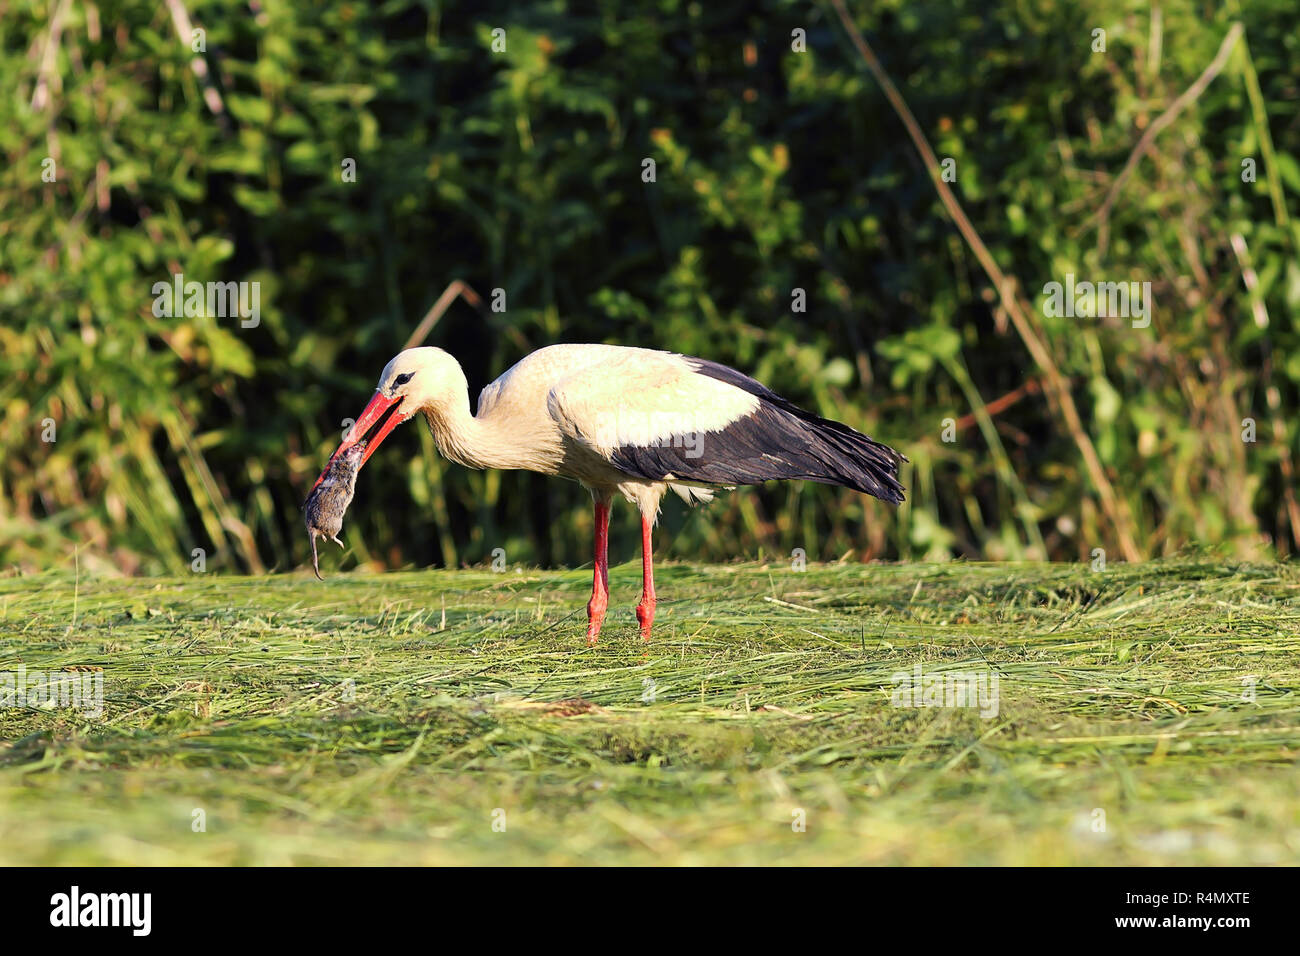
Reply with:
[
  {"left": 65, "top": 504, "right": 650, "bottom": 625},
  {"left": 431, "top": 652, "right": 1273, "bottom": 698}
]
[
  {"left": 636, "top": 594, "right": 656, "bottom": 643},
  {"left": 586, "top": 592, "right": 608, "bottom": 647}
]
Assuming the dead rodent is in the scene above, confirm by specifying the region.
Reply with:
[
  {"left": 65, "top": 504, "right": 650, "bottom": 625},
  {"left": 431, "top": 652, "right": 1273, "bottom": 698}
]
[{"left": 304, "top": 441, "right": 365, "bottom": 579}]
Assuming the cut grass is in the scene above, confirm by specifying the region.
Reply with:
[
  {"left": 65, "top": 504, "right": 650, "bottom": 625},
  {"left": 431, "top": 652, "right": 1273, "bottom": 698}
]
[{"left": 1, "top": 559, "right": 1298, "bottom": 865}]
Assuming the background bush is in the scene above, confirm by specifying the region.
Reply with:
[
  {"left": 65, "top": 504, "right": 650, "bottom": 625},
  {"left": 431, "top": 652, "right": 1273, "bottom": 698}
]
[{"left": 2, "top": 0, "right": 1297, "bottom": 575}]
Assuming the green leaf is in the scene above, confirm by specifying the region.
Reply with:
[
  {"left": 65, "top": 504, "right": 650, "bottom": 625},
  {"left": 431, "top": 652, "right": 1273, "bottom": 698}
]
[{"left": 1275, "top": 153, "right": 1300, "bottom": 195}]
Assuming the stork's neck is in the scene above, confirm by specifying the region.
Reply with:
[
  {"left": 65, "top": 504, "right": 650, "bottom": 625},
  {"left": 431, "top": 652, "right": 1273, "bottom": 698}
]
[{"left": 421, "top": 390, "right": 520, "bottom": 471}]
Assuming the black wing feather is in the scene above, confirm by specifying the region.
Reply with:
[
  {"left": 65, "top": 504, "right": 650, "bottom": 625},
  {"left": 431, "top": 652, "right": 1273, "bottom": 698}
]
[{"left": 607, "top": 358, "right": 907, "bottom": 504}]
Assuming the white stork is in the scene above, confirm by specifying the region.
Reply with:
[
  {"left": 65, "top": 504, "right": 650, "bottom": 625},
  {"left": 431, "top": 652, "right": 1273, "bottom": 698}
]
[{"left": 314, "top": 344, "right": 906, "bottom": 645}]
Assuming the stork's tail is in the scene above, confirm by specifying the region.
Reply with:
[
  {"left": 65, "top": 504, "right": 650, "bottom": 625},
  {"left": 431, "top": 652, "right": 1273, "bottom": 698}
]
[{"left": 788, "top": 409, "right": 907, "bottom": 503}]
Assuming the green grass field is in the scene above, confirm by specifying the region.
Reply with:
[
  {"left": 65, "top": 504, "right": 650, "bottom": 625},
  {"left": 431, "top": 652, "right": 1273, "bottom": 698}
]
[{"left": 1, "top": 559, "right": 1297, "bottom": 865}]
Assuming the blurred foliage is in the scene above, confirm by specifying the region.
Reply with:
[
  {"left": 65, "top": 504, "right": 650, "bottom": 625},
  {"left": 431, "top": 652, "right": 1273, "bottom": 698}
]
[{"left": 0, "top": 0, "right": 1297, "bottom": 575}]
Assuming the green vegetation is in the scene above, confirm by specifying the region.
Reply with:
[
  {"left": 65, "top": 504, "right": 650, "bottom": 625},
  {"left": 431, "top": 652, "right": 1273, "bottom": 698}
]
[
  {"left": 3, "top": 1, "right": 1297, "bottom": 867},
  {"left": 2, "top": 1, "right": 1298, "bottom": 575},
  {"left": 2, "top": 560, "right": 1297, "bottom": 865}
]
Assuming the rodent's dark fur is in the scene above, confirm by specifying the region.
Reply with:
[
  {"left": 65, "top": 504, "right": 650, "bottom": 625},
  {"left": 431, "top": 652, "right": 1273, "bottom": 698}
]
[{"left": 304, "top": 441, "right": 365, "bottom": 579}]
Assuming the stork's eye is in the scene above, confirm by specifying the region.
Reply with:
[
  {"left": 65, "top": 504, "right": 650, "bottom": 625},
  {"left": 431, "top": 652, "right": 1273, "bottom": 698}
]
[{"left": 392, "top": 372, "right": 414, "bottom": 387}]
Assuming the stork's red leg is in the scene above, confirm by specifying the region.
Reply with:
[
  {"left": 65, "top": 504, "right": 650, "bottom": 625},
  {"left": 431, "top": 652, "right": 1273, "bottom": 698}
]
[
  {"left": 586, "top": 499, "right": 611, "bottom": 646},
  {"left": 636, "top": 514, "right": 656, "bottom": 642}
]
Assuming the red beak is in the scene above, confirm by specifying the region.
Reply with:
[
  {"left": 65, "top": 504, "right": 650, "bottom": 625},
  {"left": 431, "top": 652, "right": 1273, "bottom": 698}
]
[{"left": 310, "top": 390, "right": 405, "bottom": 492}]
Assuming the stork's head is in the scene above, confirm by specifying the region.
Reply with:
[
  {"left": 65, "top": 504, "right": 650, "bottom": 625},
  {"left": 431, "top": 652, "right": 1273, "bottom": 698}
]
[{"left": 310, "top": 347, "right": 463, "bottom": 491}]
